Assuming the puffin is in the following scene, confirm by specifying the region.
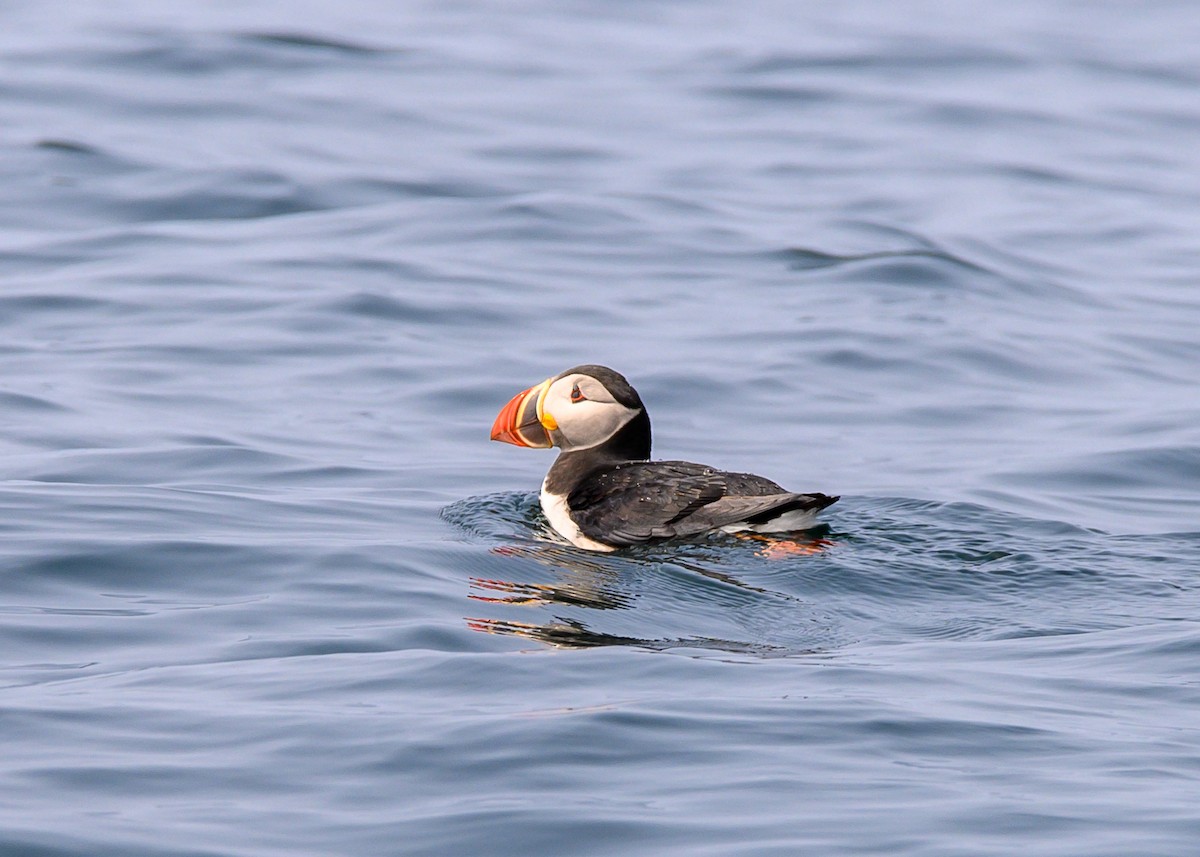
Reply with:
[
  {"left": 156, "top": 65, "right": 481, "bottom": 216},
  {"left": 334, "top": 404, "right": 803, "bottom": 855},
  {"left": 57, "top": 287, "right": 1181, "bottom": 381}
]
[{"left": 490, "top": 364, "right": 838, "bottom": 552}]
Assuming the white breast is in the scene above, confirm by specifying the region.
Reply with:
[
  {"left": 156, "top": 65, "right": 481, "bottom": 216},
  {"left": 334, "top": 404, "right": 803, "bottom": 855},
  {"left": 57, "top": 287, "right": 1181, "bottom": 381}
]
[{"left": 539, "top": 481, "right": 617, "bottom": 552}]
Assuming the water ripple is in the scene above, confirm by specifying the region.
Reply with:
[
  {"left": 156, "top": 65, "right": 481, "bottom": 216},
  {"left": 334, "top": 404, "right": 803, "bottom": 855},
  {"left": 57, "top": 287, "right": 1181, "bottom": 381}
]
[
  {"left": 5, "top": 1, "right": 1200, "bottom": 853},
  {"left": 445, "top": 493, "right": 1200, "bottom": 656}
]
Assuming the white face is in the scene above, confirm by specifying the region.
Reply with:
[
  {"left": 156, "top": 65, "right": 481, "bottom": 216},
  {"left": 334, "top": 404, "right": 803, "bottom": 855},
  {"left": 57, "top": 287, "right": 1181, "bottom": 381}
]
[{"left": 541, "top": 372, "right": 640, "bottom": 451}]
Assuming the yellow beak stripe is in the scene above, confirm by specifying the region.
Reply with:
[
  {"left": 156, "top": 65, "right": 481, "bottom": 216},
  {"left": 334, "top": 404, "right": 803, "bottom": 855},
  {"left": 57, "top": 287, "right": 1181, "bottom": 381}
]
[{"left": 534, "top": 379, "right": 559, "bottom": 431}]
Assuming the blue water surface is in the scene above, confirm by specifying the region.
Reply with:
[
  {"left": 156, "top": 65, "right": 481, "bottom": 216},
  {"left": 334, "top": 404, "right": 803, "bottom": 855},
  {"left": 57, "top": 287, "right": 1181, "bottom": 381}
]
[{"left": 3, "top": 1, "right": 1200, "bottom": 855}]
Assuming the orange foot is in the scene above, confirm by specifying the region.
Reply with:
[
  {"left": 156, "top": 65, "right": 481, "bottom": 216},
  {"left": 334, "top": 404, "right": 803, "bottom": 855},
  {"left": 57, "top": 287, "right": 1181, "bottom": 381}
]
[{"left": 736, "top": 534, "right": 836, "bottom": 559}]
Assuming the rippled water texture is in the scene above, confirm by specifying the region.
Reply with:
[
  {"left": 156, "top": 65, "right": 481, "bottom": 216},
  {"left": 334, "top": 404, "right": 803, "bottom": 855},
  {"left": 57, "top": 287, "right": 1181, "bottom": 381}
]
[{"left": 3, "top": 1, "right": 1200, "bottom": 854}]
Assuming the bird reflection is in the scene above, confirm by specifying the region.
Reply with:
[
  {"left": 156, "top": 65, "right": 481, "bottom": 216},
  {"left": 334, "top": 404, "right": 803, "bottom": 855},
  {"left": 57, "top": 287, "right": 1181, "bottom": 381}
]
[
  {"left": 466, "top": 616, "right": 644, "bottom": 648},
  {"left": 469, "top": 543, "right": 631, "bottom": 609},
  {"left": 465, "top": 533, "right": 834, "bottom": 651},
  {"left": 467, "top": 615, "right": 795, "bottom": 655}
]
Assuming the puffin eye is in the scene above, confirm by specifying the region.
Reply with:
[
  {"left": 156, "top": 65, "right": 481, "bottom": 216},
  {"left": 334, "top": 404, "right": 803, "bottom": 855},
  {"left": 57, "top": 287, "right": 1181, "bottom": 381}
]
[{"left": 570, "top": 383, "right": 586, "bottom": 403}]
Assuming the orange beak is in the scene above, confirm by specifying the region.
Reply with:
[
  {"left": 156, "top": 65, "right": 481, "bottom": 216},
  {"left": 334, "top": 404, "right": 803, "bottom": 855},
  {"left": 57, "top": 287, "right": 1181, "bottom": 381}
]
[{"left": 490, "top": 379, "right": 554, "bottom": 448}]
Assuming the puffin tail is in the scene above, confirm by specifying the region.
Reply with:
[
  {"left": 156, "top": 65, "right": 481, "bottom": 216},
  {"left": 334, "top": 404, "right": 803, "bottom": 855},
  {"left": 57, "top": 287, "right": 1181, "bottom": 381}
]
[{"left": 745, "top": 492, "right": 839, "bottom": 527}]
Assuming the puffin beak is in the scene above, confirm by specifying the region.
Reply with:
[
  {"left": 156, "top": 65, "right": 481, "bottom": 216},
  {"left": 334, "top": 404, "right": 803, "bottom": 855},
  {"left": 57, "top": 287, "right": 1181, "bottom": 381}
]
[{"left": 490, "top": 379, "right": 555, "bottom": 448}]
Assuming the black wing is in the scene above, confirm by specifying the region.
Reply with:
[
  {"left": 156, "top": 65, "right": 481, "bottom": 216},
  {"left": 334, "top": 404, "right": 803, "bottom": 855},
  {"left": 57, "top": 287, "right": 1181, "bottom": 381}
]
[{"left": 568, "top": 460, "right": 831, "bottom": 547}]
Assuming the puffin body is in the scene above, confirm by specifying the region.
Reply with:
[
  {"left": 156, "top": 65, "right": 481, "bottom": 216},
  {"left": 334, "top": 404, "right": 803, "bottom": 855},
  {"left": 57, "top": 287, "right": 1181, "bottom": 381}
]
[{"left": 490, "top": 365, "right": 838, "bottom": 552}]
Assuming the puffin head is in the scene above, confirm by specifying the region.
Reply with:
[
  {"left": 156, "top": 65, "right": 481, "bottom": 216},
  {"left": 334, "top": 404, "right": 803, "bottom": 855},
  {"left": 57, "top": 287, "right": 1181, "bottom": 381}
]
[{"left": 490, "top": 364, "right": 650, "bottom": 456}]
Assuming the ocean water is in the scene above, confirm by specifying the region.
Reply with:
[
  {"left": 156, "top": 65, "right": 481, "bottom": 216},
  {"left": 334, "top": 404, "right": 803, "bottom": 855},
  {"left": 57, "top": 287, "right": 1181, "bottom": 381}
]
[{"left": 3, "top": 1, "right": 1200, "bottom": 854}]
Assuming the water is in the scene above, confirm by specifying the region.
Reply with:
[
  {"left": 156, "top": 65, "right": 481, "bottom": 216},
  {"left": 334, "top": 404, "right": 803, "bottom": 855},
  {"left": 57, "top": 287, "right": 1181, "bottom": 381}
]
[{"left": 3, "top": 1, "right": 1199, "bottom": 854}]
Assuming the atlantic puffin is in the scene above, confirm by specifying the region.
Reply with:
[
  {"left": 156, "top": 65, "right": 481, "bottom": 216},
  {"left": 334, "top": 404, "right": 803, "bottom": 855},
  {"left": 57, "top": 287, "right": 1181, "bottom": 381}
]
[{"left": 490, "top": 365, "right": 838, "bottom": 552}]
